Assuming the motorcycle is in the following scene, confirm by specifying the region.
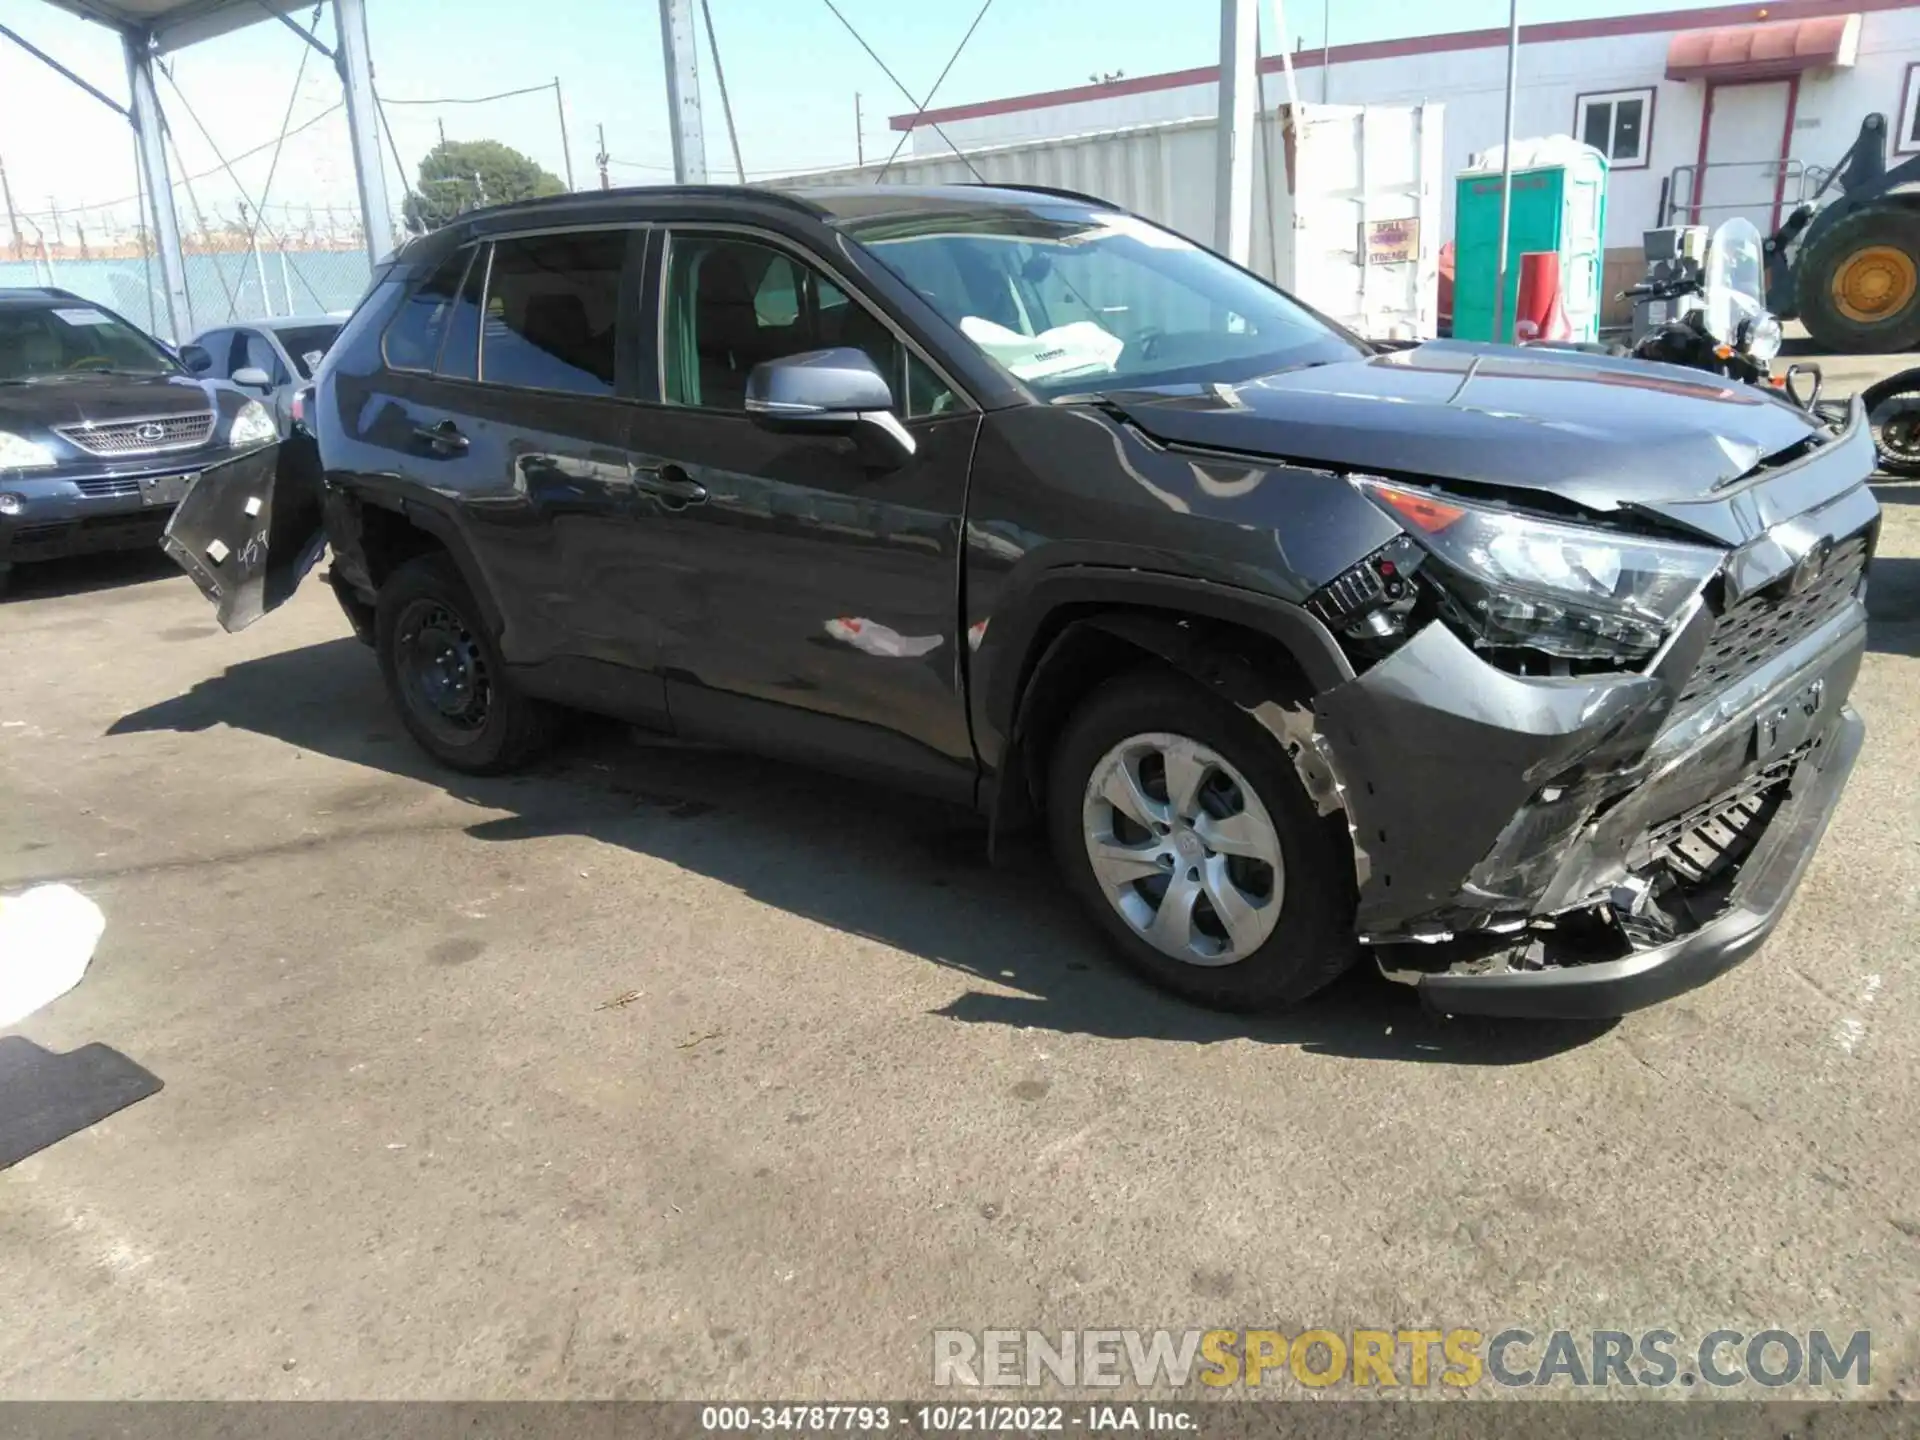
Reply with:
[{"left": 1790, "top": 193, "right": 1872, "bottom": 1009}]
[
  {"left": 1861, "top": 369, "right": 1920, "bottom": 477},
  {"left": 1617, "top": 217, "right": 1817, "bottom": 405}
]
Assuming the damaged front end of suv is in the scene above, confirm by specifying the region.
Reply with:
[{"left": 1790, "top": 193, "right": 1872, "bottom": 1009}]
[{"left": 1285, "top": 395, "right": 1877, "bottom": 1018}]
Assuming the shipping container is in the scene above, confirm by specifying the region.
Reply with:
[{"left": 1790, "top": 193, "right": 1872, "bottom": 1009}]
[{"left": 769, "top": 103, "right": 1444, "bottom": 339}]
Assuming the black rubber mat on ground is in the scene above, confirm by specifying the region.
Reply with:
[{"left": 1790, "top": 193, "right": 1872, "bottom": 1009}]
[{"left": 0, "top": 1037, "right": 162, "bottom": 1170}]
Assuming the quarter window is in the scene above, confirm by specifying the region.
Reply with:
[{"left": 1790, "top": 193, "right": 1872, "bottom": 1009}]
[
  {"left": 383, "top": 248, "right": 474, "bottom": 372},
  {"left": 1577, "top": 89, "right": 1653, "bottom": 168},
  {"left": 661, "top": 233, "right": 953, "bottom": 418},
  {"left": 479, "top": 231, "right": 625, "bottom": 397}
]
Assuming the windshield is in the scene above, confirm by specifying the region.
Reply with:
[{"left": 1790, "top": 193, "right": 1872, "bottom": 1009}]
[
  {"left": 0, "top": 302, "right": 180, "bottom": 383},
  {"left": 842, "top": 204, "right": 1364, "bottom": 396},
  {"left": 1701, "top": 217, "right": 1766, "bottom": 346},
  {"left": 274, "top": 323, "right": 342, "bottom": 378}
]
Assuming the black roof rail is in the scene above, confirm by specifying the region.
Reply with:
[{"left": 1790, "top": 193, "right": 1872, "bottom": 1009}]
[
  {"left": 450, "top": 183, "right": 830, "bottom": 226},
  {"left": 953, "top": 180, "right": 1118, "bottom": 208},
  {"left": 0, "top": 285, "right": 80, "bottom": 301}
]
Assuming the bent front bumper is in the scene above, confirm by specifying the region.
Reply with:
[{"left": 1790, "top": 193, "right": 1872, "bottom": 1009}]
[{"left": 1414, "top": 705, "right": 1863, "bottom": 1018}]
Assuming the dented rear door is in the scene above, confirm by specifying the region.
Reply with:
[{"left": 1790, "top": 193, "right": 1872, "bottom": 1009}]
[{"left": 161, "top": 433, "right": 326, "bottom": 632}]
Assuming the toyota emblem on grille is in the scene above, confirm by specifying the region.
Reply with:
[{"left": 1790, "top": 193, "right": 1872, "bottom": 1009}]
[
  {"left": 134, "top": 421, "right": 168, "bottom": 443},
  {"left": 1788, "top": 536, "right": 1833, "bottom": 595}
]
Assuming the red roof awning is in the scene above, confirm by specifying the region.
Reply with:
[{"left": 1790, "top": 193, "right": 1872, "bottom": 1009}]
[{"left": 1666, "top": 14, "right": 1860, "bottom": 82}]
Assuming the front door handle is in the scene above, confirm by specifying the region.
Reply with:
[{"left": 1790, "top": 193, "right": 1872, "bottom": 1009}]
[
  {"left": 414, "top": 420, "right": 469, "bottom": 454},
  {"left": 629, "top": 463, "right": 708, "bottom": 507}
]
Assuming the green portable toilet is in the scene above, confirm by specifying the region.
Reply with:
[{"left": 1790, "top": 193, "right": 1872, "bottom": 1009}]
[{"left": 1453, "top": 137, "right": 1608, "bottom": 343}]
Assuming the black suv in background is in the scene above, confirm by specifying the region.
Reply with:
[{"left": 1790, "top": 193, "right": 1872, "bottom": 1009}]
[
  {"left": 168, "top": 184, "right": 1878, "bottom": 1019},
  {"left": 0, "top": 287, "right": 279, "bottom": 593}
]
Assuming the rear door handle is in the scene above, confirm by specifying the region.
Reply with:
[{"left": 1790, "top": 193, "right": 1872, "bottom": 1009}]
[
  {"left": 414, "top": 420, "right": 469, "bottom": 454},
  {"left": 629, "top": 463, "right": 708, "bottom": 507}
]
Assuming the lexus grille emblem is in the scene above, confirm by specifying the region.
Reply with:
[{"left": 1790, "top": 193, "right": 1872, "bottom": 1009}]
[{"left": 134, "top": 421, "right": 168, "bottom": 443}]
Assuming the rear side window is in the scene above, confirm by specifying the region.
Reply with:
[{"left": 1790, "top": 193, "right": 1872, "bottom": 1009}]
[
  {"left": 479, "top": 231, "right": 625, "bottom": 397},
  {"left": 383, "top": 248, "right": 474, "bottom": 372},
  {"left": 437, "top": 251, "right": 486, "bottom": 382}
]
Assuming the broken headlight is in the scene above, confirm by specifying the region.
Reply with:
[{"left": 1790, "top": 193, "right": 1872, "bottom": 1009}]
[{"left": 1353, "top": 478, "right": 1721, "bottom": 663}]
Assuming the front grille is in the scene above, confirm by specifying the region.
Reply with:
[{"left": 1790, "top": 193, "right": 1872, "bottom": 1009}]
[
  {"left": 1676, "top": 532, "right": 1870, "bottom": 707},
  {"left": 73, "top": 476, "right": 142, "bottom": 499},
  {"left": 56, "top": 412, "right": 215, "bottom": 457},
  {"left": 1645, "top": 743, "right": 1808, "bottom": 883}
]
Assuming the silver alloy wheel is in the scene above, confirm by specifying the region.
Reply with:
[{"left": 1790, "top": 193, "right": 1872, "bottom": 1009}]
[{"left": 1080, "top": 731, "right": 1285, "bottom": 967}]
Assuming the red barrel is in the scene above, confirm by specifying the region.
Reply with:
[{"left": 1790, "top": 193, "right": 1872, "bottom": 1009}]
[{"left": 1512, "top": 251, "right": 1573, "bottom": 343}]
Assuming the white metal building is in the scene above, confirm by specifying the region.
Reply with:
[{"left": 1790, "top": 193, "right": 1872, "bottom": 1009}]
[{"left": 892, "top": 0, "right": 1920, "bottom": 298}]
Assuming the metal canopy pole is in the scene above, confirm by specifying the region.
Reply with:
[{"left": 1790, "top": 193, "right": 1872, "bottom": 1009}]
[
  {"left": 658, "top": 0, "right": 706, "bottom": 184},
  {"left": 1491, "top": 0, "right": 1520, "bottom": 342},
  {"left": 122, "top": 32, "right": 191, "bottom": 340},
  {"left": 333, "top": 0, "right": 395, "bottom": 264},
  {"left": 1214, "top": 0, "right": 1257, "bottom": 264}
]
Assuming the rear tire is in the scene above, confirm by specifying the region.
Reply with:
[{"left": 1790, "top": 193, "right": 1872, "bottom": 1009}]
[
  {"left": 375, "top": 552, "right": 551, "bottom": 774},
  {"left": 1046, "top": 667, "right": 1359, "bottom": 1011},
  {"left": 1797, "top": 207, "right": 1920, "bottom": 354}
]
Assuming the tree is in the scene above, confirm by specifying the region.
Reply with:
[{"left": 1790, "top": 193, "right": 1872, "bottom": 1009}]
[{"left": 404, "top": 139, "right": 565, "bottom": 233}]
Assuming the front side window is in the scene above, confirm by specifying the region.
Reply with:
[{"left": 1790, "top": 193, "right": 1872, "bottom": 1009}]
[
  {"left": 0, "top": 303, "right": 179, "bottom": 382},
  {"left": 242, "top": 331, "right": 288, "bottom": 385},
  {"left": 192, "top": 328, "right": 234, "bottom": 376},
  {"left": 841, "top": 205, "right": 1361, "bottom": 399},
  {"left": 383, "top": 248, "right": 473, "bottom": 372},
  {"left": 479, "top": 231, "right": 625, "bottom": 397},
  {"left": 1578, "top": 89, "right": 1653, "bottom": 168},
  {"left": 661, "top": 233, "right": 953, "bottom": 417}
]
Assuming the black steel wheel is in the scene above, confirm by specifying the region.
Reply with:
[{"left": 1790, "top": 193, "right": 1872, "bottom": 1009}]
[{"left": 375, "top": 552, "right": 551, "bottom": 773}]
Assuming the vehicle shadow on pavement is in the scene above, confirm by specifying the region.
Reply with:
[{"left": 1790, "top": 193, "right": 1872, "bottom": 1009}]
[
  {"left": 109, "top": 636, "right": 1615, "bottom": 1067},
  {"left": 2, "top": 551, "right": 181, "bottom": 603},
  {"left": 1865, "top": 554, "right": 1920, "bottom": 658}
]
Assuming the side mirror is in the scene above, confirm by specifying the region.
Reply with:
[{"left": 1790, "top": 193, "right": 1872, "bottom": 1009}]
[
  {"left": 179, "top": 343, "right": 213, "bottom": 375},
  {"left": 745, "top": 347, "right": 916, "bottom": 464},
  {"left": 231, "top": 366, "right": 274, "bottom": 390}
]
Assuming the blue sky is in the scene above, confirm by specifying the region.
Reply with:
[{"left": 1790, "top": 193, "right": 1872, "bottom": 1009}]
[{"left": 0, "top": 0, "right": 1710, "bottom": 235}]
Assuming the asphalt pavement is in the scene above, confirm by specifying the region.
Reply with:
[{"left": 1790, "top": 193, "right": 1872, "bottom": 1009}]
[{"left": 1, "top": 354, "right": 1917, "bottom": 1402}]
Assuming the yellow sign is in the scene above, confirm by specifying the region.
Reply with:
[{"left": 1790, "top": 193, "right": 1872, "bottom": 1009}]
[{"left": 1364, "top": 217, "right": 1420, "bottom": 265}]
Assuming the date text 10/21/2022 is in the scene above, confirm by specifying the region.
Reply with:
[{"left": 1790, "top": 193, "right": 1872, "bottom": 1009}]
[{"left": 699, "top": 1406, "right": 1196, "bottom": 1433}]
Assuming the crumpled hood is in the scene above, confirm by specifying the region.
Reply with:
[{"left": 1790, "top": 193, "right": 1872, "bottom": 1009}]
[
  {"left": 1103, "top": 340, "right": 1824, "bottom": 513},
  {"left": 0, "top": 373, "right": 217, "bottom": 433}
]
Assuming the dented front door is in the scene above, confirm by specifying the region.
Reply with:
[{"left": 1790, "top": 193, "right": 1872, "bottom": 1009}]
[{"left": 161, "top": 434, "right": 326, "bottom": 632}]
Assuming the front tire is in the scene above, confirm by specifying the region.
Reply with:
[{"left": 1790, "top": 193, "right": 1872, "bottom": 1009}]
[
  {"left": 375, "top": 552, "right": 551, "bottom": 774},
  {"left": 1047, "top": 668, "right": 1359, "bottom": 1011}
]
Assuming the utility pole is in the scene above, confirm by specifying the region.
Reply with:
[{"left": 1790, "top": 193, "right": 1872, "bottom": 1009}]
[
  {"left": 1491, "top": 0, "right": 1520, "bottom": 343},
  {"left": 553, "top": 78, "right": 576, "bottom": 190},
  {"left": 596, "top": 123, "right": 610, "bottom": 189},
  {"left": 437, "top": 117, "right": 447, "bottom": 147},
  {"left": 855, "top": 92, "right": 864, "bottom": 166},
  {"left": 658, "top": 0, "right": 707, "bottom": 184},
  {"left": 1321, "top": 0, "right": 1330, "bottom": 102},
  {"left": 0, "top": 156, "right": 21, "bottom": 259},
  {"left": 1214, "top": 0, "right": 1257, "bottom": 265}
]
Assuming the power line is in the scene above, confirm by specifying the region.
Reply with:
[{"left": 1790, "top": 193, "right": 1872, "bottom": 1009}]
[
  {"left": 697, "top": 0, "right": 745, "bottom": 185},
  {"left": 878, "top": 0, "right": 992, "bottom": 180},
  {"left": 381, "top": 81, "right": 558, "bottom": 107},
  {"left": 157, "top": 41, "right": 330, "bottom": 313},
  {"left": 816, "top": 0, "right": 988, "bottom": 184},
  {"left": 15, "top": 102, "right": 345, "bottom": 221}
]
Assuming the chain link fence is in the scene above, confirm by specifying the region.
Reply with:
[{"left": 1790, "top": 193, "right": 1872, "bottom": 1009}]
[{"left": 0, "top": 242, "right": 372, "bottom": 342}]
